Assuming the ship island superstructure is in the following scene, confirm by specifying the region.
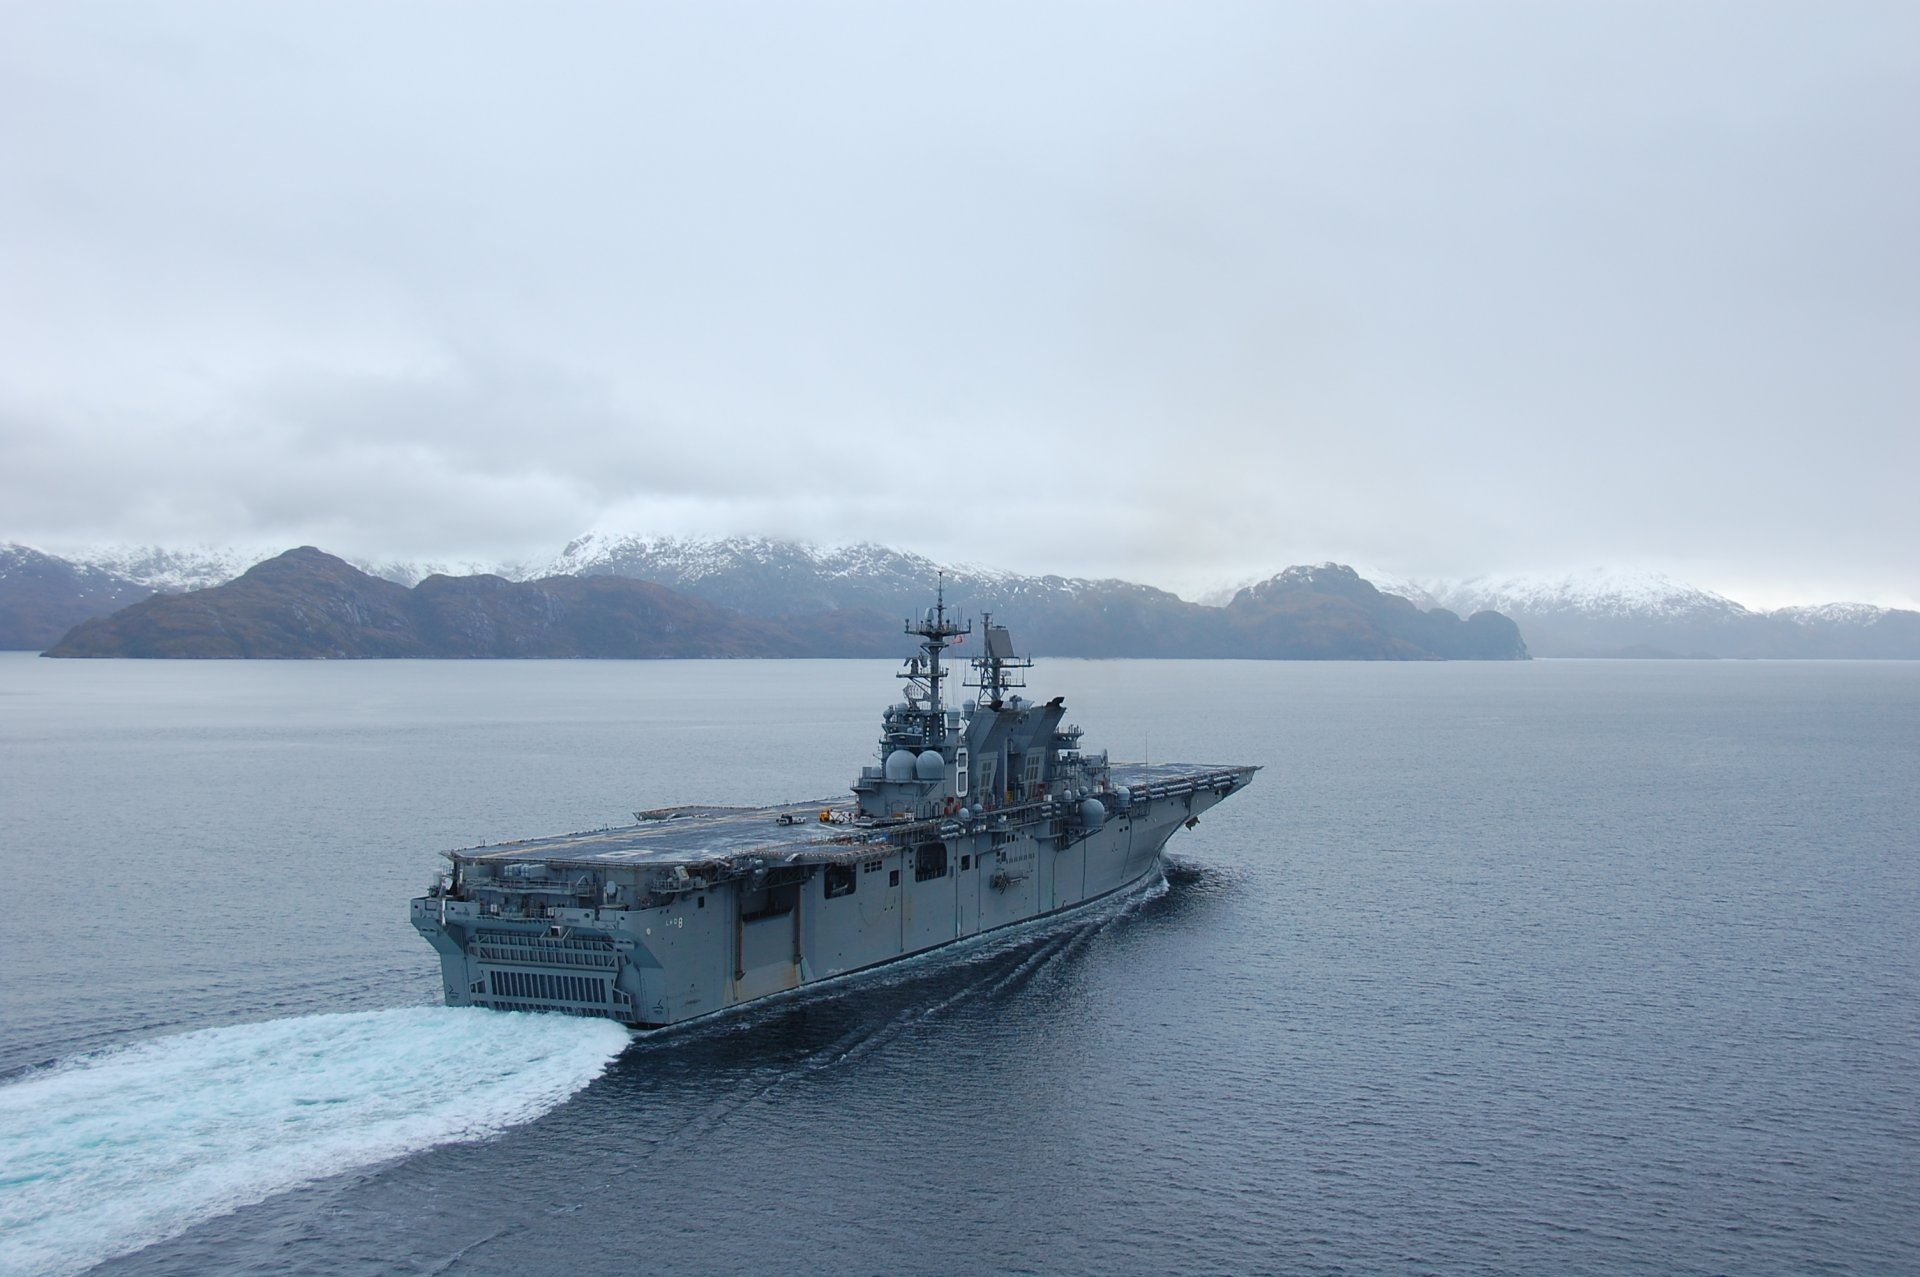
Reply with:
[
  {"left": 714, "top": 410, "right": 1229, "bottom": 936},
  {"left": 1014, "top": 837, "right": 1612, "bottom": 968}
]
[{"left": 412, "top": 594, "right": 1258, "bottom": 1029}]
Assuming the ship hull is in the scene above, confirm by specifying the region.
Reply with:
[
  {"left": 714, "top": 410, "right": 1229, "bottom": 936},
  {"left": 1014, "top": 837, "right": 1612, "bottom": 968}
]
[{"left": 411, "top": 770, "right": 1246, "bottom": 1030}]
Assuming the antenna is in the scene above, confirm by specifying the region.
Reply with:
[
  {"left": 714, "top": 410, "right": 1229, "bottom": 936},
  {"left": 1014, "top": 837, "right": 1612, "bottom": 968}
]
[
  {"left": 900, "top": 572, "right": 970, "bottom": 741},
  {"left": 965, "top": 610, "right": 1031, "bottom": 705}
]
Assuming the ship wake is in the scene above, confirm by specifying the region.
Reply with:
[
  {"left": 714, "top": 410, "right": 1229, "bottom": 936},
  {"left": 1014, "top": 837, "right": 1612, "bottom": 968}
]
[{"left": 0, "top": 1007, "right": 630, "bottom": 1277}]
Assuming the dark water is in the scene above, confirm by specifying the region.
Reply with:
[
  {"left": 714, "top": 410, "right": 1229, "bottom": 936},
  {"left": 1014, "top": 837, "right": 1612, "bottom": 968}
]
[{"left": 2, "top": 654, "right": 1916, "bottom": 1276}]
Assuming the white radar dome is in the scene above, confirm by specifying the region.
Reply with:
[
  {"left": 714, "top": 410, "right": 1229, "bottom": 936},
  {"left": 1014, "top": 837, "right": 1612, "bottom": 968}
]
[
  {"left": 884, "top": 749, "right": 917, "bottom": 781},
  {"left": 915, "top": 751, "right": 945, "bottom": 781}
]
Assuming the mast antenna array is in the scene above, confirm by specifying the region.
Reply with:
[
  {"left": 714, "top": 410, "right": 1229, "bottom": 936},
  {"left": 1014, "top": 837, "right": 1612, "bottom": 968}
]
[
  {"left": 966, "top": 610, "right": 1032, "bottom": 706},
  {"left": 900, "top": 572, "right": 971, "bottom": 738}
]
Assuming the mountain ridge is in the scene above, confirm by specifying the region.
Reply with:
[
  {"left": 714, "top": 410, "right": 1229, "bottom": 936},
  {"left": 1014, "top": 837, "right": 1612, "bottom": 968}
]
[
  {"left": 1413, "top": 568, "right": 1920, "bottom": 658},
  {"left": 10, "top": 536, "right": 1916, "bottom": 658},
  {"left": 41, "top": 548, "right": 1527, "bottom": 661},
  {"left": 0, "top": 545, "right": 159, "bottom": 650},
  {"left": 44, "top": 548, "right": 894, "bottom": 659}
]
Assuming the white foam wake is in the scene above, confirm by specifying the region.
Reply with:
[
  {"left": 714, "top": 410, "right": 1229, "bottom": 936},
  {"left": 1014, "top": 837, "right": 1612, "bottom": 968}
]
[{"left": 0, "top": 1007, "right": 630, "bottom": 1277}]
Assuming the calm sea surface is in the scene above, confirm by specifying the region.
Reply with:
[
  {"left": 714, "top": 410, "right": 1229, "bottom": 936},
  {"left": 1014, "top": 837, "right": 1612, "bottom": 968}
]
[{"left": 1, "top": 653, "right": 1916, "bottom": 1276}]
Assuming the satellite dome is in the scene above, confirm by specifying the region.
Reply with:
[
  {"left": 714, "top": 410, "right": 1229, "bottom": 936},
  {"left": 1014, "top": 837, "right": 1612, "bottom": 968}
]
[
  {"left": 884, "top": 749, "right": 917, "bottom": 781},
  {"left": 915, "top": 750, "right": 945, "bottom": 781},
  {"left": 1078, "top": 798, "right": 1106, "bottom": 829}
]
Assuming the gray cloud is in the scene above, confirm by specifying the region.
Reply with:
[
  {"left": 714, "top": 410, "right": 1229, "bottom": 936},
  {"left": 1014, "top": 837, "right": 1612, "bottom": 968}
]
[{"left": 4, "top": 1, "right": 1915, "bottom": 605}]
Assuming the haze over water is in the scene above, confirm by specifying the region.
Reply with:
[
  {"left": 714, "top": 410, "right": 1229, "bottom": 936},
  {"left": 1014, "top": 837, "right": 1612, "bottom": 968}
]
[{"left": 1, "top": 654, "right": 1916, "bottom": 1275}]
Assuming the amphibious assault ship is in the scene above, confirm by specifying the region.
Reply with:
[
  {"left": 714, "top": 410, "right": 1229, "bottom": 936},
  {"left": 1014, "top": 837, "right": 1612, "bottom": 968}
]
[{"left": 411, "top": 595, "right": 1257, "bottom": 1029}]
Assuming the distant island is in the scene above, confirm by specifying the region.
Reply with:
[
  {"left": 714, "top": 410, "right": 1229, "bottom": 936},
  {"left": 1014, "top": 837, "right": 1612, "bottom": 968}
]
[{"left": 39, "top": 548, "right": 1529, "bottom": 661}]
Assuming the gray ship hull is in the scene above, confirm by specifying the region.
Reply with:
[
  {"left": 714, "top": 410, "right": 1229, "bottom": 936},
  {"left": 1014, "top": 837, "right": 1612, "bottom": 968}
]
[
  {"left": 411, "top": 763, "right": 1252, "bottom": 1029},
  {"left": 413, "top": 601, "right": 1255, "bottom": 1030}
]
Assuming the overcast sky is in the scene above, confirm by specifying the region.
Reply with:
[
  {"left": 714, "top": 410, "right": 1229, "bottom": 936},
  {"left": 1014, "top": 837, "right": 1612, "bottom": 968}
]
[{"left": 4, "top": 2, "right": 1915, "bottom": 606}]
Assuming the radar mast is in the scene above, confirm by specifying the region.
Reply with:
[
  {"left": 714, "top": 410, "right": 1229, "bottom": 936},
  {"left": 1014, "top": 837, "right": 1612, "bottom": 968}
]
[
  {"left": 967, "top": 612, "right": 1032, "bottom": 707},
  {"left": 900, "top": 573, "right": 970, "bottom": 743}
]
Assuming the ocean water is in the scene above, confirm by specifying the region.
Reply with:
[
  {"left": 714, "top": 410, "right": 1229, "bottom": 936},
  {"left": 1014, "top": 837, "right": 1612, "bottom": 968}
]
[{"left": 1, "top": 653, "right": 1915, "bottom": 1276}]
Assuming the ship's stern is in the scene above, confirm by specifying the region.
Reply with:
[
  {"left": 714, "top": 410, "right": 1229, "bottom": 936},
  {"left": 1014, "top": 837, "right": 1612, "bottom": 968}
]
[
  {"left": 410, "top": 894, "right": 479, "bottom": 1008},
  {"left": 411, "top": 888, "right": 670, "bottom": 1027}
]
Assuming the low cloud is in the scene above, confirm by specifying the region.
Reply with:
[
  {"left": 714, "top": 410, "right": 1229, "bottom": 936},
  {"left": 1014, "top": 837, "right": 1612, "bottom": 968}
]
[{"left": 3, "top": 2, "right": 1914, "bottom": 605}]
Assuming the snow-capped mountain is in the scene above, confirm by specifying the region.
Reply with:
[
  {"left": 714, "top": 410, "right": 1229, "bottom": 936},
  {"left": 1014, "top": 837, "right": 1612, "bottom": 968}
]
[
  {"left": 1404, "top": 567, "right": 1917, "bottom": 658},
  {"left": 7, "top": 533, "right": 1917, "bottom": 657},
  {"left": 47, "top": 544, "right": 523, "bottom": 592},
  {"left": 0, "top": 544, "right": 159, "bottom": 649},
  {"left": 40, "top": 547, "right": 1527, "bottom": 661},
  {"left": 543, "top": 533, "right": 949, "bottom": 606},
  {"left": 1197, "top": 564, "right": 1431, "bottom": 609},
  {"left": 359, "top": 557, "right": 532, "bottom": 587},
  {"left": 554, "top": 547, "right": 1919, "bottom": 658},
  {"left": 541, "top": 531, "right": 1164, "bottom": 622},
  {"left": 1421, "top": 567, "right": 1751, "bottom": 623},
  {"left": 53, "top": 543, "right": 280, "bottom": 593},
  {"left": 1771, "top": 602, "right": 1892, "bottom": 628}
]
